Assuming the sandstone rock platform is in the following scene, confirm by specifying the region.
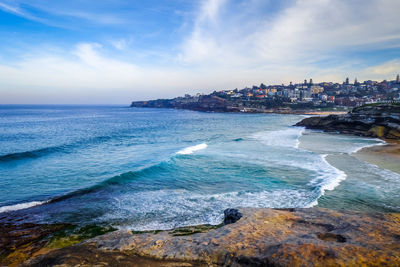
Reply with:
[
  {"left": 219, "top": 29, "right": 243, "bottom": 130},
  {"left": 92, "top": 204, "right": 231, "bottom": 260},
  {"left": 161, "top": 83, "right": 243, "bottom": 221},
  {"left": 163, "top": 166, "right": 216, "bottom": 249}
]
[
  {"left": 295, "top": 103, "right": 400, "bottom": 140},
  {"left": 26, "top": 208, "right": 400, "bottom": 266}
]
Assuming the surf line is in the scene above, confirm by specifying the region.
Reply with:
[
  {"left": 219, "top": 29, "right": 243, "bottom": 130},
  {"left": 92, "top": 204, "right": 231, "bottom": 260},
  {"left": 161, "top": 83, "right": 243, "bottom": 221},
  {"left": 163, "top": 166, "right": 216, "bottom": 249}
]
[{"left": 176, "top": 143, "right": 208, "bottom": 155}]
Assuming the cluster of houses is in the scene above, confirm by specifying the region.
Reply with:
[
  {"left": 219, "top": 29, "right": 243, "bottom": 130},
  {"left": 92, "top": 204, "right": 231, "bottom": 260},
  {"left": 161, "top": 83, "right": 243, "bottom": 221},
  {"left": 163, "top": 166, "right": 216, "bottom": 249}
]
[{"left": 207, "top": 75, "right": 400, "bottom": 107}]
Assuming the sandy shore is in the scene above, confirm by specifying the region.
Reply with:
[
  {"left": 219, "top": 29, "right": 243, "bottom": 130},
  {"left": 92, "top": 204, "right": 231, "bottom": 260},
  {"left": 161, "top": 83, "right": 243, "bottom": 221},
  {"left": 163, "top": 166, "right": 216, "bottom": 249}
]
[{"left": 355, "top": 139, "right": 400, "bottom": 174}]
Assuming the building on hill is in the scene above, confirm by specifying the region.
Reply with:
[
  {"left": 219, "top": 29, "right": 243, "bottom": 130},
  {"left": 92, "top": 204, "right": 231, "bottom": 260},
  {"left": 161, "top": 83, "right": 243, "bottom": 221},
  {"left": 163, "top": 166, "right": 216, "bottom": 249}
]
[{"left": 311, "top": 85, "right": 324, "bottom": 94}]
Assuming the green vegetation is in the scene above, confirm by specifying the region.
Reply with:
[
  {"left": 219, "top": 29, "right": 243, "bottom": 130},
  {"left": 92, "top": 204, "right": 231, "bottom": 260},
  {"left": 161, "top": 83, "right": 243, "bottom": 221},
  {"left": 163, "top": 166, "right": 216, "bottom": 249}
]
[
  {"left": 129, "top": 224, "right": 223, "bottom": 237},
  {"left": 130, "top": 229, "right": 163, "bottom": 235},
  {"left": 170, "top": 224, "right": 223, "bottom": 236},
  {"left": 45, "top": 224, "right": 117, "bottom": 249}
]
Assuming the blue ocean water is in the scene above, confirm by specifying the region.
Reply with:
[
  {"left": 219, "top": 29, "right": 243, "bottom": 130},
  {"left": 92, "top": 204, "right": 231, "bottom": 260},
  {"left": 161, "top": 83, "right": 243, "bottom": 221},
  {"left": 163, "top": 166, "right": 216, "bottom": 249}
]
[{"left": 0, "top": 105, "right": 399, "bottom": 230}]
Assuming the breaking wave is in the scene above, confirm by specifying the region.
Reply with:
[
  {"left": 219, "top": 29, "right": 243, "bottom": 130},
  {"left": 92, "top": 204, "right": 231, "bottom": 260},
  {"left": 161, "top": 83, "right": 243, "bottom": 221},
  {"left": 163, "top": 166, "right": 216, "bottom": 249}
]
[
  {"left": 0, "top": 200, "right": 48, "bottom": 213},
  {"left": 176, "top": 143, "right": 208, "bottom": 155},
  {"left": 251, "top": 127, "right": 305, "bottom": 149}
]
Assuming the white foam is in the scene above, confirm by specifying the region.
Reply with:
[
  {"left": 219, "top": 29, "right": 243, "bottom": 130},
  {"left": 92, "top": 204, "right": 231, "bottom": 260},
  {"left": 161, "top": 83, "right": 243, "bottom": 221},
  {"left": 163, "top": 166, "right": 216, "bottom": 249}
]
[
  {"left": 305, "top": 154, "right": 347, "bottom": 207},
  {"left": 0, "top": 201, "right": 47, "bottom": 213},
  {"left": 350, "top": 139, "right": 386, "bottom": 154},
  {"left": 176, "top": 143, "right": 208, "bottom": 155},
  {"left": 98, "top": 188, "right": 317, "bottom": 231},
  {"left": 318, "top": 154, "right": 347, "bottom": 192},
  {"left": 251, "top": 127, "right": 305, "bottom": 149},
  {"left": 295, "top": 128, "right": 305, "bottom": 149}
]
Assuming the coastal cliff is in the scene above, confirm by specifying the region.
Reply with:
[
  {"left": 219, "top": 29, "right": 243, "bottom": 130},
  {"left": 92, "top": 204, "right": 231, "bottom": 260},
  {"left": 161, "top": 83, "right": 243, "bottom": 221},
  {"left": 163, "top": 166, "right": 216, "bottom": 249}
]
[
  {"left": 18, "top": 208, "right": 400, "bottom": 266},
  {"left": 295, "top": 103, "right": 400, "bottom": 139},
  {"left": 130, "top": 95, "right": 338, "bottom": 114},
  {"left": 131, "top": 95, "right": 236, "bottom": 112}
]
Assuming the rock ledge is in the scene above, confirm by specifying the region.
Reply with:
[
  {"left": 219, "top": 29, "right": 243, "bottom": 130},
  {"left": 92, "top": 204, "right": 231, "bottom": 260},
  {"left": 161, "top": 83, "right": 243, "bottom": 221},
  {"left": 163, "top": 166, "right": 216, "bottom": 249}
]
[
  {"left": 295, "top": 103, "right": 400, "bottom": 139},
  {"left": 26, "top": 208, "right": 400, "bottom": 266}
]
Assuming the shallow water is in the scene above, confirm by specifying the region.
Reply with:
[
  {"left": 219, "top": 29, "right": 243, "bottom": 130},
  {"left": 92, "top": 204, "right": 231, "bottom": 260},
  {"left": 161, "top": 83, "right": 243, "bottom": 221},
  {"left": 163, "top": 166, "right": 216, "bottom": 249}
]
[{"left": 0, "top": 105, "right": 398, "bottom": 230}]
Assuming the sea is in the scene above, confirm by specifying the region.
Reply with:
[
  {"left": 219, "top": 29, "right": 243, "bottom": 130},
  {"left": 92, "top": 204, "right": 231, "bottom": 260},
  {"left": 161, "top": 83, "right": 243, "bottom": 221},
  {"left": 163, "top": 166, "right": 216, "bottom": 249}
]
[{"left": 0, "top": 105, "right": 399, "bottom": 230}]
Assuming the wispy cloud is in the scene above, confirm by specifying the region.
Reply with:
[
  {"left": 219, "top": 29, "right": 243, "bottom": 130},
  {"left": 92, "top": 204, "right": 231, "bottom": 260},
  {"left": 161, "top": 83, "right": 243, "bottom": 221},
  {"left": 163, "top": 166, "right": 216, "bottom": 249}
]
[
  {"left": 0, "top": 0, "right": 127, "bottom": 27},
  {"left": 0, "top": 2, "right": 23, "bottom": 15},
  {"left": 53, "top": 10, "right": 126, "bottom": 25},
  {"left": 179, "top": 0, "right": 400, "bottom": 69},
  {"left": 110, "top": 39, "right": 130, "bottom": 50},
  {"left": 0, "top": 0, "right": 400, "bottom": 103},
  {"left": 0, "top": 2, "right": 48, "bottom": 24},
  {"left": 362, "top": 59, "right": 400, "bottom": 77}
]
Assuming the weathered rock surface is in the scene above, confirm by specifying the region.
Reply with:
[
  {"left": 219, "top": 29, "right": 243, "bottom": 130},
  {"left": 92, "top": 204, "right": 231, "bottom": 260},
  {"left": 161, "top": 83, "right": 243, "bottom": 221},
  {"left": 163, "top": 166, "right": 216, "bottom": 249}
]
[
  {"left": 0, "top": 222, "right": 116, "bottom": 267},
  {"left": 27, "top": 208, "right": 400, "bottom": 266},
  {"left": 0, "top": 223, "right": 70, "bottom": 266},
  {"left": 295, "top": 104, "right": 400, "bottom": 139}
]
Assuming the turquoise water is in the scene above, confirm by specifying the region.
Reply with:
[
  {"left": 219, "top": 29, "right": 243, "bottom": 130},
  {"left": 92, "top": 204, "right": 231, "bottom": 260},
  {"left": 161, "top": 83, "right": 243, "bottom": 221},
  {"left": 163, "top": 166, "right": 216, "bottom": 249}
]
[{"left": 0, "top": 105, "right": 398, "bottom": 230}]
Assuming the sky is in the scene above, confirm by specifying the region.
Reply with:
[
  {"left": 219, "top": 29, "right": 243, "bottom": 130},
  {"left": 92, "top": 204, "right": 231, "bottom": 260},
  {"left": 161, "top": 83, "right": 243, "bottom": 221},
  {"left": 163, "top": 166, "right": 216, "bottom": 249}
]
[{"left": 0, "top": 0, "right": 400, "bottom": 104}]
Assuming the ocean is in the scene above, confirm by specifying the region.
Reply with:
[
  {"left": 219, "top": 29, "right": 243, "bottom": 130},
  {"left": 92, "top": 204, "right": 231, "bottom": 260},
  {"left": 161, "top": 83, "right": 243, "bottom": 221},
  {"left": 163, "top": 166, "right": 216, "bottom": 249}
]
[{"left": 0, "top": 105, "right": 399, "bottom": 230}]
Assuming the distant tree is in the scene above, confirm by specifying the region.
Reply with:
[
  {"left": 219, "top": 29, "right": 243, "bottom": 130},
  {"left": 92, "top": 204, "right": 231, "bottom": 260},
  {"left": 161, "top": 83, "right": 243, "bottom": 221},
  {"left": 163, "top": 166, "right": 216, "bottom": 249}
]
[{"left": 260, "top": 83, "right": 267, "bottom": 89}]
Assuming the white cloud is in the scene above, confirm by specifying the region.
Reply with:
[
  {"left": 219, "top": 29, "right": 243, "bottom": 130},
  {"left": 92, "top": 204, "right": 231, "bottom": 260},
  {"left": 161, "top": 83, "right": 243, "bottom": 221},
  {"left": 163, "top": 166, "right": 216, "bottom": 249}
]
[
  {"left": 0, "top": 0, "right": 127, "bottom": 27},
  {"left": 0, "top": 2, "right": 22, "bottom": 15},
  {"left": 180, "top": 0, "right": 400, "bottom": 68},
  {"left": 55, "top": 10, "right": 125, "bottom": 25},
  {"left": 0, "top": 41, "right": 398, "bottom": 104},
  {"left": 110, "top": 39, "right": 128, "bottom": 50},
  {"left": 0, "top": 43, "right": 251, "bottom": 103},
  {"left": 360, "top": 60, "right": 400, "bottom": 78},
  {"left": 0, "top": 2, "right": 47, "bottom": 24},
  {"left": 1, "top": 0, "right": 400, "bottom": 103},
  {"left": 198, "top": 0, "right": 226, "bottom": 22}
]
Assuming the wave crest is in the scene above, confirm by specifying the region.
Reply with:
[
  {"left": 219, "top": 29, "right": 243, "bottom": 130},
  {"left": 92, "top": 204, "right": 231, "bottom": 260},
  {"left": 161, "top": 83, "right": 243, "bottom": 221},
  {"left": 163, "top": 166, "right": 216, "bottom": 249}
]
[
  {"left": 176, "top": 143, "right": 208, "bottom": 155},
  {"left": 0, "top": 201, "right": 48, "bottom": 213},
  {"left": 251, "top": 127, "right": 305, "bottom": 149}
]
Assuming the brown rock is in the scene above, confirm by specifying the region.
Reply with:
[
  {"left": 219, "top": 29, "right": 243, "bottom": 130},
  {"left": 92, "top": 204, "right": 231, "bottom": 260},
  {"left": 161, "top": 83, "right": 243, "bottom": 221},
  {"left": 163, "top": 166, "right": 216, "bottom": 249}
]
[
  {"left": 27, "top": 208, "right": 400, "bottom": 266},
  {"left": 387, "top": 129, "right": 400, "bottom": 139},
  {"left": 368, "top": 125, "right": 387, "bottom": 138},
  {"left": 295, "top": 104, "right": 400, "bottom": 140},
  {"left": 0, "top": 223, "right": 71, "bottom": 267}
]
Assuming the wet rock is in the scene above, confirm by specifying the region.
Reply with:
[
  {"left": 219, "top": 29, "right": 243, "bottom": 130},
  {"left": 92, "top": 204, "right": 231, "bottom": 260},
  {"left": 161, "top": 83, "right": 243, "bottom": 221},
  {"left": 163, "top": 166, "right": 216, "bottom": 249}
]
[
  {"left": 295, "top": 104, "right": 400, "bottom": 140},
  {"left": 223, "top": 208, "right": 243, "bottom": 225},
  {"left": 0, "top": 223, "right": 71, "bottom": 267},
  {"left": 0, "top": 223, "right": 116, "bottom": 267}
]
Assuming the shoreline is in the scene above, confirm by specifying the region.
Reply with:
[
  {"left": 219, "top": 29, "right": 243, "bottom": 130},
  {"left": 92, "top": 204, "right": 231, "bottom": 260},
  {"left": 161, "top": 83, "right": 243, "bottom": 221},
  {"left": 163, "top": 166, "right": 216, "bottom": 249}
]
[
  {"left": 131, "top": 106, "right": 348, "bottom": 116},
  {"left": 354, "top": 139, "right": 400, "bottom": 174},
  {"left": 2, "top": 106, "right": 399, "bottom": 266},
  {"left": 16, "top": 207, "right": 400, "bottom": 266}
]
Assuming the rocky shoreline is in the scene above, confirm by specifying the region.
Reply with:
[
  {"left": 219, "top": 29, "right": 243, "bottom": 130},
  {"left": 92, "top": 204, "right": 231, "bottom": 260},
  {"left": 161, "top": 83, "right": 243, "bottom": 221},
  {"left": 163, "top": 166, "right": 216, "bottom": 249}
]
[
  {"left": 2, "top": 207, "right": 398, "bottom": 266},
  {"left": 2, "top": 104, "right": 400, "bottom": 266},
  {"left": 295, "top": 103, "right": 400, "bottom": 140},
  {"left": 130, "top": 95, "right": 347, "bottom": 115},
  {"left": 0, "top": 222, "right": 116, "bottom": 266}
]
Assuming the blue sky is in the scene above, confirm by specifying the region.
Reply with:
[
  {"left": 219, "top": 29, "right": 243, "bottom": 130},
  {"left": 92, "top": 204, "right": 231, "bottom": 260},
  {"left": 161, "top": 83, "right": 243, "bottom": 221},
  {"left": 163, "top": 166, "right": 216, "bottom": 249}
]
[{"left": 0, "top": 0, "right": 400, "bottom": 104}]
